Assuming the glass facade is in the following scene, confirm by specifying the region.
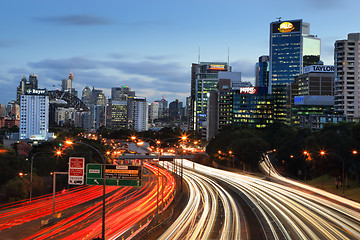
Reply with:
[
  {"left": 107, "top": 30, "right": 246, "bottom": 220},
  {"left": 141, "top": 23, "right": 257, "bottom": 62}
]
[
  {"left": 191, "top": 62, "right": 229, "bottom": 133},
  {"left": 270, "top": 32, "right": 301, "bottom": 86},
  {"left": 233, "top": 87, "right": 273, "bottom": 128},
  {"left": 269, "top": 19, "right": 320, "bottom": 123}
]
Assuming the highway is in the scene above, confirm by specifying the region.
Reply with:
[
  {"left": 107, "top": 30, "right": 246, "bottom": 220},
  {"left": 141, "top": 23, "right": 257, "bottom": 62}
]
[
  {"left": 159, "top": 162, "right": 245, "bottom": 240},
  {"left": 167, "top": 159, "right": 360, "bottom": 240},
  {"left": 0, "top": 162, "right": 175, "bottom": 240}
]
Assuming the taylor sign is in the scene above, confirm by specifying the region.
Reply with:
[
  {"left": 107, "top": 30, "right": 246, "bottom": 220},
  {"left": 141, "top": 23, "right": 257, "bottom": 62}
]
[
  {"left": 68, "top": 157, "right": 85, "bottom": 185},
  {"left": 239, "top": 87, "right": 258, "bottom": 94},
  {"left": 303, "top": 65, "right": 334, "bottom": 74}
]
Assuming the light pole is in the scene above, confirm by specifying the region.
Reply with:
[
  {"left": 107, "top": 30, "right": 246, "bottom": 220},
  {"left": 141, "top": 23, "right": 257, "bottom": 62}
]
[
  {"left": 353, "top": 150, "right": 358, "bottom": 187},
  {"left": 29, "top": 151, "right": 61, "bottom": 203},
  {"left": 66, "top": 140, "right": 107, "bottom": 240},
  {"left": 52, "top": 171, "right": 68, "bottom": 214}
]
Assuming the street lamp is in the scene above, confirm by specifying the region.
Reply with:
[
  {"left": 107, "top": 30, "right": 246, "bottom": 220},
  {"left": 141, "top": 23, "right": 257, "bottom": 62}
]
[
  {"left": 65, "top": 140, "right": 107, "bottom": 240},
  {"left": 319, "top": 150, "right": 326, "bottom": 188},
  {"left": 29, "top": 151, "right": 62, "bottom": 203},
  {"left": 353, "top": 150, "right": 359, "bottom": 187}
]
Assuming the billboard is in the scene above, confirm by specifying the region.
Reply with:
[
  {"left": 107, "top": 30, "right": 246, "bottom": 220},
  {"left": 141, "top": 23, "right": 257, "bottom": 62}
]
[
  {"left": 239, "top": 87, "right": 258, "bottom": 94},
  {"left": 272, "top": 20, "right": 301, "bottom": 34},
  {"left": 303, "top": 65, "right": 334, "bottom": 74},
  {"left": 209, "top": 64, "right": 226, "bottom": 70}
]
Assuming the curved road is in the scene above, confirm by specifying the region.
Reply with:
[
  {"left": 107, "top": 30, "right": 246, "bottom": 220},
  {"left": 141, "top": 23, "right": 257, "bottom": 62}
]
[{"left": 164, "top": 159, "right": 360, "bottom": 240}]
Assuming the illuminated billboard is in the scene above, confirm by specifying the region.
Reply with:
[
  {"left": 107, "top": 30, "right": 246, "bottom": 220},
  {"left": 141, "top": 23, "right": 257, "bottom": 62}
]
[
  {"left": 239, "top": 87, "right": 258, "bottom": 94},
  {"left": 209, "top": 64, "right": 226, "bottom": 70},
  {"left": 272, "top": 20, "right": 301, "bottom": 34}
]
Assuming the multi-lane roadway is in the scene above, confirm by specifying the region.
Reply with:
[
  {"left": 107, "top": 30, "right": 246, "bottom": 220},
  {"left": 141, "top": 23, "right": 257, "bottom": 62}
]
[{"left": 163, "top": 158, "right": 360, "bottom": 240}]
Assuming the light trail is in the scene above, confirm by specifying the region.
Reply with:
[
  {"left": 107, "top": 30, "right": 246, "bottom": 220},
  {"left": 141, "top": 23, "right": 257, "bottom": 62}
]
[
  {"left": 1, "top": 162, "right": 175, "bottom": 240},
  {"left": 183, "top": 159, "right": 360, "bottom": 240},
  {"left": 159, "top": 162, "right": 243, "bottom": 240}
]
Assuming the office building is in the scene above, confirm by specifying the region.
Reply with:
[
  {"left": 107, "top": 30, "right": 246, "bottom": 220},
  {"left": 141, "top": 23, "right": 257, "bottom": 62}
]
[
  {"left": 269, "top": 19, "right": 320, "bottom": 122},
  {"left": 169, "top": 99, "right": 183, "bottom": 120},
  {"left": 154, "top": 97, "right": 168, "bottom": 119},
  {"left": 90, "top": 105, "right": 107, "bottom": 131},
  {"left": 19, "top": 89, "right": 49, "bottom": 140},
  {"left": 255, "top": 56, "right": 270, "bottom": 87},
  {"left": 190, "top": 62, "right": 230, "bottom": 138},
  {"left": 233, "top": 87, "right": 273, "bottom": 128},
  {"left": 289, "top": 64, "right": 335, "bottom": 125},
  {"left": 61, "top": 72, "right": 77, "bottom": 97},
  {"left": 334, "top": 33, "right": 360, "bottom": 121},
  {"left": 293, "top": 96, "right": 344, "bottom": 129},
  {"left": 110, "top": 86, "right": 135, "bottom": 129},
  {"left": 82, "top": 86, "right": 92, "bottom": 107},
  {"left": 110, "top": 100, "right": 128, "bottom": 129},
  {"left": 132, "top": 97, "right": 148, "bottom": 132},
  {"left": 16, "top": 74, "right": 38, "bottom": 103},
  {"left": 149, "top": 101, "right": 160, "bottom": 122}
]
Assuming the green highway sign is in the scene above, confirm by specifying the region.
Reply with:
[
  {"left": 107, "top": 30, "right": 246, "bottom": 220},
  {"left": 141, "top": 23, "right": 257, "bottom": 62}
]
[
  {"left": 86, "top": 178, "right": 142, "bottom": 187},
  {"left": 86, "top": 164, "right": 142, "bottom": 187},
  {"left": 86, "top": 164, "right": 102, "bottom": 178}
]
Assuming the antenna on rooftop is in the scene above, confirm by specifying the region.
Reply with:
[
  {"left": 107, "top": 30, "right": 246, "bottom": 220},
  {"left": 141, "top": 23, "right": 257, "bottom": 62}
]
[
  {"left": 277, "top": 17, "right": 282, "bottom": 22},
  {"left": 227, "top": 46, "right": 230, "bottom": 68},
  {"left": 198, "top": 46, "right": 200, "bottom": 64}
]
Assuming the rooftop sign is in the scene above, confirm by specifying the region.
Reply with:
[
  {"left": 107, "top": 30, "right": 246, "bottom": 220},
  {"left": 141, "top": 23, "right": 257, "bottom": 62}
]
[{"left": 303, "top": 65, "right": 334, "bottom": 74}]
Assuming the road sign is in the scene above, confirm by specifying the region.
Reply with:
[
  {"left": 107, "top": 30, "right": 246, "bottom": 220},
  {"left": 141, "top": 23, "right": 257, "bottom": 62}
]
[
  {"left": 68, "top": 157, "right": 85, "bottom": 185},
  {"left": 86, "top": 164, "right": 142, "bottom": 187}
]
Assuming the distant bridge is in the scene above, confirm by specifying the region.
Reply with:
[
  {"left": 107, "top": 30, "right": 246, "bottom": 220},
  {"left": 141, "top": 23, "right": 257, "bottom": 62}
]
[{"left": 48, "top": 90, "right": 89, "bottom": 112}]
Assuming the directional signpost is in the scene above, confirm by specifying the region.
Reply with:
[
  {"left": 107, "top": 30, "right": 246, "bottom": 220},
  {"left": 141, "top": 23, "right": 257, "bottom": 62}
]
[{"left": 86, "top": 164, "right": 142, "bottom": 187}]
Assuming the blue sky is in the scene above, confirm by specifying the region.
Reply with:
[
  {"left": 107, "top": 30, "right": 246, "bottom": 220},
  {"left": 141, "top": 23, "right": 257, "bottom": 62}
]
[{"left": 1, "top": 0, "right": 359, "bottom": 104}]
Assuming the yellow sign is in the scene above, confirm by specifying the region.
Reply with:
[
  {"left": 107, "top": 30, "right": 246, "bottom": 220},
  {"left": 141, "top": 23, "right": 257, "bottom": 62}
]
[
  {"left": 278, "top": 22, "right": 295, "bottom": 33},
  {"left": 209, "top": 64, "right": 226, "bottom": 70},
  {"left": 105, "top": 169, "right": 139, "bottom": 174}
]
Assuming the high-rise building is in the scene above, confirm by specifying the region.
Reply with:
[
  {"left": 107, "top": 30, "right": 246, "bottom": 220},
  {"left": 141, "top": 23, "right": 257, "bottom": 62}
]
[
  {"left": 16, "top": 74, "right": 38, "bottom": 103},
  {"left": 154, "top": 97, "right": 168, "bottom": 119},
  {"left": 19, "top": 89, "right": 49, "bottom": 140},
  {"left": 110, "top": 100, "right": 128, "bottom": 129},
  {"left": 91, "top": 87, "right": 106, "bottom": 106},
  {"left": 334, "top": 33, "right": 360, "bottom": 121},
  {"left": 289, "top": 64, "right": 336, "bottom": 125},
  {"left": 132, "top": 97, "right": 148, "bottom": 132},
  {"left": 61, "top": 72, "right": 77, "bottom": 97},
  {"left": 82, "top": 86, "right": 92, "bottom": 107},
  {"left": 149, "top": 102, "right": 160, "bottom": 122},
  {"left": 90, "top": 105, "right": 107, "bottom": 131},
  {"left": 111, "top": 86, "right": 135, "bottom": 101},
  {"left": 110, "top": 86, "right": 136, "bottom": 129},
  {"left": 255, "top": 56, "right": 270, "bottom": 87},
  {"left": 269, "top": 19, "right": 320, "bottom": 123},
  {"left": 169, "top": 99, "right": 183, "bottom": 120},
  {"left": 190, "top": 62, "right": 230, "bottom": 137}
]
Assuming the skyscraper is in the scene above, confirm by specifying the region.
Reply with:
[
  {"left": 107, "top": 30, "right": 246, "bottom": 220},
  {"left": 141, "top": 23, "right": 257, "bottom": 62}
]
[
  {"left": 16, "top": 74, "right": 38, "bottom": 104},
  {"left": 132, "top": 97, "right": 148, "bottom": 132},
  {"left": 334, "top": 33, "right": 360, "bottom": 121},
  {"left": 269, "top": 19, "right": 320, "bottom": 122},
  {"left": 255, "top": 56, "right": 269, "bottom": 87},
  {"left": 19, "top": 89, "right": 49, "bottom": 140},
  {"left": 190, "top": 62, "right": 230, "bottom": 137}
]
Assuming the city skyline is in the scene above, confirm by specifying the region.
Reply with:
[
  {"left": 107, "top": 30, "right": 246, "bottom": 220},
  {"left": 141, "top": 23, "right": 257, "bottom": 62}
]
[{"left": 1, "top": 0, "right": 359, "bottom": 104}]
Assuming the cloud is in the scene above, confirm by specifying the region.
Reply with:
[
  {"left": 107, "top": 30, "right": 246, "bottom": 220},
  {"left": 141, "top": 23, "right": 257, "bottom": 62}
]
[
  {"left": 26, "top": 56, "right": 191, "bottom": 102},
  {"left": 34, "top": 14, "right": 113, "bottom": 26},
  {"left": 231, "top": 59, "right": 255, "bottom": 79},
  {"left": 28, "top": 57, "right": 100, "bottom": 70}
]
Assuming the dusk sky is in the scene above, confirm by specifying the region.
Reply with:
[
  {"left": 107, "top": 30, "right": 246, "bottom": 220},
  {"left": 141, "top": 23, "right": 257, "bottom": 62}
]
[{"left": 1, "top": 0, "right": 359, "bottom": 104}]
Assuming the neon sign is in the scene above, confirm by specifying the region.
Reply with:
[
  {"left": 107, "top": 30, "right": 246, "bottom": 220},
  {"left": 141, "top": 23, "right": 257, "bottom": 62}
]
[{"left": 278, "top": 22, "right": 295, "bottom": 33}]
